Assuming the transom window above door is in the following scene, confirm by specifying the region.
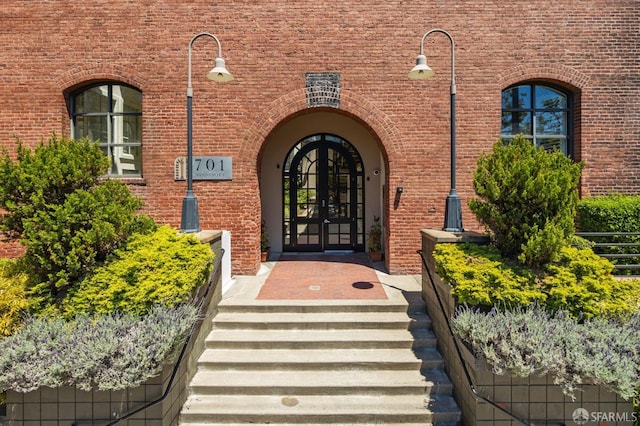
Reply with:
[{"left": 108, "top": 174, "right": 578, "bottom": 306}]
[
  {"left": 70, "top": 83, "right": 142, "bottom": 177},
  {"left": 501, "top": 83, "right": 572, "bottom": 156}
]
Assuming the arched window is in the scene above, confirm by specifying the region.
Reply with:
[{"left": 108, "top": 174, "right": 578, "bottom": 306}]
[
  {"left": 501, "top": 83, "right": 572, "bottom": 156},
  {"left": 70, "top": 83, "right": 142, "bottom": 176}
]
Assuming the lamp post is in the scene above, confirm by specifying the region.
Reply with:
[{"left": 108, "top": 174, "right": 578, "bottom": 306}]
[
  {"left": 409, "top": 29, "right": 463, "bottom": 233},
  {"left": 180, "top": 32, "right": 234, "bottom": 233}
]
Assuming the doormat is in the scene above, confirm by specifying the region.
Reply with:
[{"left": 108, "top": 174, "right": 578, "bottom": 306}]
[{"left": 257, "top": 253, "right": 388, "bottom": 300}]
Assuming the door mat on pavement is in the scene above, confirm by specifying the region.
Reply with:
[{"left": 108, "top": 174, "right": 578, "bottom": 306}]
[{"left": 257, "top": 253, "right": 388, "bottom": 300}]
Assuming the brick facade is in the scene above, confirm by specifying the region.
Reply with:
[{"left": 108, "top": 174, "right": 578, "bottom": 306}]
[{"left": 1, "top": 1, "right": 638, "bottom": 274}]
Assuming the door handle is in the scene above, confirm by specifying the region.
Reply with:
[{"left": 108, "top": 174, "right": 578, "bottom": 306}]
[{"left": 323, "top": 218, "right": 330, "bottom": 224}]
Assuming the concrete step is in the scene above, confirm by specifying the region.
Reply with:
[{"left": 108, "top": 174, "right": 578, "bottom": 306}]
[
  {"left": 180, "top": 394, "right": 461, "bottom": 424},
  {"left": 212, "top": 310, "right": 432, "bottom": 330},
  {"left": 181, "top": 424, "right": 460, "bottom": 426},
  {"left": 181, "top": 423, "right": 459, "bottom": 426},
  {"left": 188, "top": 369, "right": 452, "bottom": 396},
  {"left": 217, "top": 299, "right": 426, "bottom": 314},
  {"left": 205, "top": 328, "right": 437, "bottom": 350},
  {"left": 181, "top": 283, "right": 461, "bottom": 425},
  {"left": 196, "top": 347, "right": 445, "bottom": 370}
]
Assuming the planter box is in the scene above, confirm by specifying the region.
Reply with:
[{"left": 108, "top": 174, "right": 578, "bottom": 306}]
[
  {"left": 420, "top": 229, "right": 637, "bottom": 426},
  {"left": 4, "top": 230, "right": 226, "bottom": 426},
  {"left": 6, "top": 364, "right": 178, "bottom": 426},
  {"left": 261, "top": 249, "right": 270, "bottom": 262},
  {"left": 369, "top": 251, "right": 382, "bottom": 262}
]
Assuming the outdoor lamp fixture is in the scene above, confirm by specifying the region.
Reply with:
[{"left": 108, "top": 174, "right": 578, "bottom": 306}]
[
  {"left": 180, "top": 32, "right": 234, "bottom": 233},
  {"left": 409, "top": 29, "right": 463, "bottom": 233}
]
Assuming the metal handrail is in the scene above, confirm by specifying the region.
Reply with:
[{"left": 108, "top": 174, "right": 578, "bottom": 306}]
[
  {"left": 417, "top": 249, "right": 566, "bottom": 426},
  {"left": 73, "top": 247, "right": 225, "bottom": 426},
  {"left": 576, "top": 231, "right": 640, "bottom": 275}
]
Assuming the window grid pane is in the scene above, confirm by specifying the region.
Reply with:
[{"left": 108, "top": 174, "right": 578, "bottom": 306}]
[
  {"left": 501, "top": 83, "right": 570, "bottom": 156},
  {"left": 71, "top": 84, "right": 142, "bottom": 177},
  {"left": 535, "top": 111, "right": 567, "bottom": 136}
]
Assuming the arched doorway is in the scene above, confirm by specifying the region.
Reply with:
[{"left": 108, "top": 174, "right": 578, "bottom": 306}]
[{"left": 283, "top": 133, "right": 365, "bottom": 252}]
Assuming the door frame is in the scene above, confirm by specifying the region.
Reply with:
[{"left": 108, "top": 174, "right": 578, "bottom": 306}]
[{"left": 282, "top": 133, "right": 365, "bottom": 252}]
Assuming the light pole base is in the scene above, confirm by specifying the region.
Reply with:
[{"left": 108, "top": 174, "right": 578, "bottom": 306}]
[
  {"left": 443, "top": 189, "right": 463, "bottom": 233},
  {"left": 180, "top": 191, "right": 201, "bottom": 233}
]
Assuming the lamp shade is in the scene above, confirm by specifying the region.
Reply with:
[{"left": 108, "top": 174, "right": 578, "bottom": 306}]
[
  {"left": 207, "top": 57, "right": 234, "bottom": 82},
  {"left": 408, "top": 54, "right": 434, "bottom": 80}
]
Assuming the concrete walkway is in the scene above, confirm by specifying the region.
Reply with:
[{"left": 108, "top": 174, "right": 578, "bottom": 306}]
[{"left": 224, "top": 252, "right": 422, "bottom": 304}]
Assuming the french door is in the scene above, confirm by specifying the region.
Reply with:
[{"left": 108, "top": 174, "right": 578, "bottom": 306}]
[{"left": 283, "top": 134, "right": 364, "bottom": 252}]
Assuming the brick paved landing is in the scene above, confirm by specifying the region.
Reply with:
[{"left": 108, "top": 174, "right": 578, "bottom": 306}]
[{"left": 256, "top": 253, "right": 388, "bottom": 300}]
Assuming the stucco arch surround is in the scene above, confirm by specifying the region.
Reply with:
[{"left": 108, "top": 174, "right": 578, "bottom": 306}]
[{"left": 240, "top": 87, "right": 402, "bottom": 266}]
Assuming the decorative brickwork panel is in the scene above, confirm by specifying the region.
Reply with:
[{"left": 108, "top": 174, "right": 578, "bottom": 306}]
[{"left": 305, "top": 72, "right": 340, "bottom": 108}]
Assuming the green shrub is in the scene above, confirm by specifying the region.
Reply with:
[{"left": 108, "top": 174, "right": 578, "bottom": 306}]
[
  {"left": 22, "top": 180, "right": 156, "bottom": 300},
  {"left": 63, "top": 226, "right": 214, "bottom": 317},
  {"left": 0, "top": 259, "right": 29, "bottom": 337},
  {"left": 434, "top": 243, "right": 640, "bottom": 319},
  {"left": 0, "top": 135, "right": 109, "bottom": 238},
  {"left": 0, "top": 304, "right": 197, "bottom": 393},
  {"left": 433, "top": 243, "right": 544, "bottom": 307},
  {"left": 452, "top": 305, "right": 640, "bottom": 401},
  {"left": 543, "top": 246, "right": 640, "bottom": 318},
  {"left": 468, "top": 135, "right": 583, "bottom": 268},
  {"left": 576, "top": 194, "right": 640, "bottom": 274},
  {"left": 0, "top": 135, "right": 156, "bottom": 305}
]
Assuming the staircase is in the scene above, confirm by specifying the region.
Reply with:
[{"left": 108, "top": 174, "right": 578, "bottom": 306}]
[{"left": 179, "top": 278, "right": 461, "bottom": 425}]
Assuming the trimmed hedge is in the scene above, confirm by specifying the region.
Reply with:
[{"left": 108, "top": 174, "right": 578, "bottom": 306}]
[
  {"left": 577, "top": 195, "right": 640, "bottom": 274},
  {"left": 577, "top": 194, "right": 640, "bottom": 232}
]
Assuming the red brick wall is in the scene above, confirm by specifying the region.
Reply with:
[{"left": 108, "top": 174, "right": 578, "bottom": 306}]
[{"left": 0, "top": 1, "right": 638, "bottom": 274}]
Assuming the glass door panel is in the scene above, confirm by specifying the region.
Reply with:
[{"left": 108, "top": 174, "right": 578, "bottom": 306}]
[
  {"left": 292, "top": 150, "right": 322, "bottom": 251},
  {"left": 324, "top": 147, "right": 354, "bottom": 250},
  {"left": 283, "top": 134, "right": 364, "bottom": 252}
]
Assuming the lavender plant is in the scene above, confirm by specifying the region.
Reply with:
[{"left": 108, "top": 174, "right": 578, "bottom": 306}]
[
  {"left": 0, "top": 304, "right": 197, "bottom": 393},
  {"left": 452, "top": 304, "right": 640, "bottom": 400}
]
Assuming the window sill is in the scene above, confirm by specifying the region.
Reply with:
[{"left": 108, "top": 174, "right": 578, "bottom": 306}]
[
  {"left": 118, "top": 177, "right": 147, "bottom": 186},
  {"left": 100, "top": 176, "right": 147, "bottom": 186}
]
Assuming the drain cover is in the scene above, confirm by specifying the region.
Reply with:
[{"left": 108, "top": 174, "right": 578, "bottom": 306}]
[{"left": 281, "top": 396, "right": 299, "bottom": 407}]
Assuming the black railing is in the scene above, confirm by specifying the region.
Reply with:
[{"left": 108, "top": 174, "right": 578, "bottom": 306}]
[
  {"left": 73, "top": 247, "right": 225, "bottom": 426},
  {"left": 575, "top": 232, "right": 640, "bottom": 275},
  {"left": 417, "top": 249, "right": 566, "bottom": 426}
]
